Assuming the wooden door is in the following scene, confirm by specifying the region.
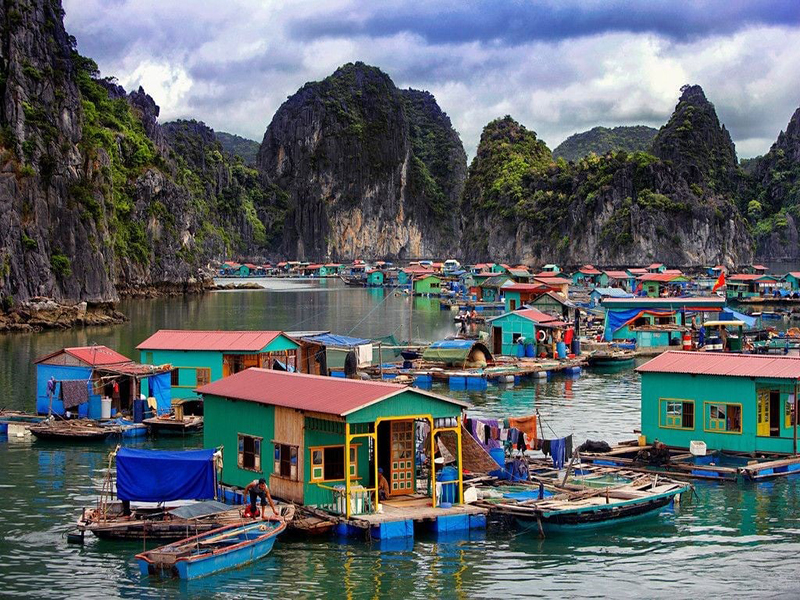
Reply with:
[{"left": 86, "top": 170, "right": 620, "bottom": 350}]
[
  {"left": 390, "top": 420, "right": 414, "bottom": 496},
  {"left": 757, "top": 390, "right": 770, "bottom": 436},
  {"left": 493, "top": 327, "right": 503, "bottom": 355}
]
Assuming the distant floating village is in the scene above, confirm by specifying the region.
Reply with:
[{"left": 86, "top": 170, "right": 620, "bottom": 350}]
[{"left": 4, "top": 256, "right": 800, "bottom": 579}]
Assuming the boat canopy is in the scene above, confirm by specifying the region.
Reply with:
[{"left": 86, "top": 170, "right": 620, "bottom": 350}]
[
  {"left": 116, "top": 448, "right": 216, "bottom": 502},
  {"left": 422, "top": 339, "right": 492, "bottom": 367}
]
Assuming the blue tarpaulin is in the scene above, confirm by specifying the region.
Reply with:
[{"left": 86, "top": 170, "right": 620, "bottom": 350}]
[
  {"left": 147, "top": 371, "right": 172, "bottom": 415},
  {"left": 116, "top": 448, "right": 215, "bottom": 502},
  {"left": 720, "top": 308, "right": 757, "bottom": 327},
  {"left": 603, "top": 309, "right": 676, "bottom": 341},
  {"left": 303, "top": 333, "right": 371, "bottom": 347}
]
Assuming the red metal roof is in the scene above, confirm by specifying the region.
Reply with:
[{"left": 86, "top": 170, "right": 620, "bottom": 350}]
[
  {"left": 34, "top": 345, "right": 133, "bottom": 366},
  {"left": 602, "top": 296, "right": 725, "bottom": 306},
  {"left": 729, "top": 273, "right": 778, "bottom": 282},
  {"left": 503, "top": 283, "right": 549, "bottom": 292},
  {"left": 137, "top": 330, "right": 284, "bottom": 352},
  {"left": 638, "top": 273, "right": 686, "bottom": 282},
  {"left": 637, "top": 351, "right": 800, "bottom": 380},
  {"left": 647, "top": 263, "right": 664, "bottom": 269},
  {"left": 604, "top": 270, "right": 630, "bottom": 278},
  {"left": 196, "top": 368, "right": 467, "bottom": 415},
  {"left": 578, "top": 265, "right": 602, "bottom": 275},
  {"left": 628, "top": 268, "right": 647, "bottom": 274},
  {"left": 534, "top": 276, "right": 571, "bottom": 285},
  {"left": 513, "top": 309, "right": 565, "bottom": 325},
  {"left": 753, "top": 265, "right": 769, "bottom": 270}
]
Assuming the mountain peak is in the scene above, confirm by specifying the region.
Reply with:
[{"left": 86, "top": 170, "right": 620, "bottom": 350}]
[{"left": 678, "top": 84, "right": 709, "bottom": 105}]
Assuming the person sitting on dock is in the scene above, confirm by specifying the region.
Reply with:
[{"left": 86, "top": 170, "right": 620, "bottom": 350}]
[
  {"left": 377, "top": 468, "right": 390, "bottom": 501},
  {"left": 244, "top": 478, "right": 278, "bottom": 519}
]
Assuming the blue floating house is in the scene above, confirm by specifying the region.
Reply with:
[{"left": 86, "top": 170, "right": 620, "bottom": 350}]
[
  {"left": 589, "top": 287, "right": 633, "bottom": 307},
  {"left": 34, "top": 346, "right": 171, "bottom": 418}
]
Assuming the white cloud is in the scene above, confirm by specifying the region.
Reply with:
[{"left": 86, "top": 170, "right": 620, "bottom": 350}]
[{"left": 63, "top": 1, "right": 800, "bottom": 159}]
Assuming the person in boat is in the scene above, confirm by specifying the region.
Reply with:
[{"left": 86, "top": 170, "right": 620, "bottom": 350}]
[
  {"left": 244, "top": 478, "right": 277, "bottom": 519},
  {"left": 470, "top": 307, "right": 478, "bottom": 323},
  {"left": 377, "top": 468, "right": 390, "bottom": 501},
  {"left": 720, "top": 325, "right": 729, "bottom": 352}
]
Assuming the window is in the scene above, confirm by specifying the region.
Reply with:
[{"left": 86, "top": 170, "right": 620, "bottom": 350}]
[
  {"left": 310, "top": 445, "right": 358, "bottom": 482},
  {"left": 170, "top": 368, "right": 180, "bottom": 387},
  {"left": 273, "top": 444, "right": 298, "bottom": 480},
  {"left": 196, "top": 368, "right": 211, "bottom": 387},
  {"left": 706, "top": 403, "right": 742, "bottom": 433},
  {"left": 237, "top": 434, "right": 262, "bottom": 472},
  {"left": 661, "top": 399, "right": 694, "bottom": 429},
  {"left": 786, "top": 394, "right": 796, "bottom": 429},
  {"left": 510, "top": 300, "right": 517, "bottom": 310}
]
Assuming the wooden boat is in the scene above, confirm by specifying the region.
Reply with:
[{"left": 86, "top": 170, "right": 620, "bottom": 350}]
[
  {"left": 339, "top": 273, "right": 366, "bottom": 287},
  {"left": 488, "top": 477, "right": 690, "bottom": 535},
  {"left": 143, "top": 414, "right": 203, "bottom": 435},
  {"left": 78, "top": 501, "right": 294, "bottom": 541},
  {"left": 29, "top": 419, "right": 119, "bottom": 441},
  {"left": 136, "top": 517, "right": 287, "bottom": 579}
]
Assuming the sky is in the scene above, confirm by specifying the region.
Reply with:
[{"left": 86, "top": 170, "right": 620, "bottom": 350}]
[{"left": 63, "top": 0, "right": 800, "bottom": 159}]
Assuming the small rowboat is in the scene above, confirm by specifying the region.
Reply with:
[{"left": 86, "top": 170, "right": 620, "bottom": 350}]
[
  {"left": 29, "top": 419, "right": 119, "bottom": 441},
  {"left": 136, "top": 517, "right": 287, "bottom": 579},
  {"left": 490, "top": 477, "right": 690, "bottom": 535},
  {"left": 143, "top": 415, "right": 203, "bottom": 435}
]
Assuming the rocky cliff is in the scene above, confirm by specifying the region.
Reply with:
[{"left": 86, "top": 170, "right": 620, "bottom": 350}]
[
  {"left": 553, "top": 125, "right": 658, "bottom": 162},
  {"left": 257, "top": 63, "right": 466, "bottom": 260},
  {"left": 461, "top": 95, "right": 753, "bottom": 267},
  {"left": 0, "top": 0, "right": 278, "bottom": 324},
  {"left": 215, "top": 131, "right": 260, "bottom": 166}
]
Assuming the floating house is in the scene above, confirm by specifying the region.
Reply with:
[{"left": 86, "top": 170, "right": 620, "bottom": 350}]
[
  {"left": 34, "top": 346, "right": 171, "bottom": 418},
  {"left": 603, "top": 270, "right": 636, "bottom": 291},
  {"left": 532, "top": 276, "right": 571, "bottom": 297},
  {"left": 477, "top": 275, "right": 512, "bottom": 302},
  {"left": 541, "top": 264, "right": 561, "bottom": 275},
  {"left": 601, "top": 296, "right": 726, "bottom": 348},
  {"left": 637, "top": 272, "right": 690, "bottom": 297},
  {"left": 647, "top": 263, "right": 667, "bottom": 273},
  {"left": 726, "top": 274, "right": 781, "bottom": 300},
  {"left": 784, "top": 272, "right": 800, "bottom": 291},
  {"left": 528, "top": 291, "right": 578, "bottom": 323},
  {"left": 507, "top": 268, "right": 533, "bottom": 283},
  {"left": 502, "top": 283, "right": 548, "bottom": 311},
  {"left": 366, "top": 269, "right": 385, "bottom": 287},
  {"left": 200, "top": 369, "right": 469, "bottom": 518},
  {"left": 638, "top": 351, "right": 800, "bottom": 455},
  {"left": 488, "top": 308, "right": 567, "bottom": 356},
  {"left": 741, "top": 264, "right": 770, "bottom": 274},
  {"left": 298, "top": 333, "right": 374, "bottom": 374},
  {"left": 138, "top": 330, "right": 301, "bottom": 399},
  {"left": 413, "top": 274, "right": 443, "bottom": 295},
  {"left": 590, "top": 286, "right": 633, "bottom": 308},
  {"left": 572, "top": 265, "right": 607, "bottom": 287}
]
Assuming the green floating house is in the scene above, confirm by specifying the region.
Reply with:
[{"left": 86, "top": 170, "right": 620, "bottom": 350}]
[
  {"left": 199, "top": 369, "right": 468, "bottom": 518},
  {"left": 138, "top": 330, "right": 301, "bottom": 398},
  {"left": 488, "top": 308, "right": 567, "bottom": 356},
  {"left": 726, "top": 274, "right": 781, "bottom": 300},
  {"left": 413, "top": 274, "right": 443, "bottom": 295},
  {"left": 602, "top": 297, "right": 725, "bottom": 348},
  {"left": 638, "top": 351, "right": 800, "bottom": 455}
]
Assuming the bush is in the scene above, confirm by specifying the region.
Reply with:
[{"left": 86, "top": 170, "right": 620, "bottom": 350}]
[{"left": 51, "top": 251, "right": 72, "bottom": 278}]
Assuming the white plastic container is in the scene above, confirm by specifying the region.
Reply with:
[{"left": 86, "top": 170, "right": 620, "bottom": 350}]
[
  {"left": 100, "top": 396, "right": 112, "bottom": 420},
  {"left": 690, "top": 440, "right": 707, "bottom": 456}
]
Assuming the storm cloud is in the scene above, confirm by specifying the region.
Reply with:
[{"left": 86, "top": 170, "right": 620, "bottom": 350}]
[{"left": 63, "top": 0, "right": 800, "bottom": 158}]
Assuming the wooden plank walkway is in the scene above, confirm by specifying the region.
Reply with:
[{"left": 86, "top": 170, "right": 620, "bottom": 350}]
[{"left": 353, "top": 495, "right": 487, "bottom": 526}]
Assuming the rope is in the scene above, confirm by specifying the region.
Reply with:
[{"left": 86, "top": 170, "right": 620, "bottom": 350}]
[{"left": 346, "top": 289, "right": 398, "bottom": 335}]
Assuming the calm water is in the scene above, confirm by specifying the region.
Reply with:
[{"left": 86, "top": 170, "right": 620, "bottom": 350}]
[{"left": 1, "top": 280, "right": 800, "bottom": 598}]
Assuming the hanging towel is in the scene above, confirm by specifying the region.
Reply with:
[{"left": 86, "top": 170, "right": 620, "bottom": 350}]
[
  {"left": 509, "top": 415, "right": 538, "bottom": 446},
  {"left": 500, "top": 429, "right": 508, "bottom": 441},
  {"left": 541, "top": 439, "right": 551, "bottom": 457},
  {"left": 61, "top": 380, "right": 89, "bottom": 409},
  {"left": 565, "top": 435, "right": 573, "bottom": 461}
]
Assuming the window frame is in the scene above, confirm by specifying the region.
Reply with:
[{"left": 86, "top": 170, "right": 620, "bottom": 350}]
[
  {"left": 704, "top": 401, "right": 743, "bottom": 434},
  {"left": 272, "top": 442, "right": 299, "bottom": 481},
  {"left": 659, "top": 398, "right": 695, "bottom": 430},
  {"left": 196, "top": 367, "right": 211, "bottom": 387},
  {"left": 237, "top": 433, "right": 262, "bottom": 473},
  {"left": 786, "top": 393, "right": 796, "bottom": 429},
  {"left": 308, "top": 444, "right": 359, "bottom": 483}
]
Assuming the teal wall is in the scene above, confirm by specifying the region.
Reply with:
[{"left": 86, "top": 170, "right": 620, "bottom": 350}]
[
  {"left": 368, "top": 271, "right": 384, "bottom": 286},
  {"left": 489, "top": 312, "right": 536, "bottom": 355},
  {"left": 142, "top": 349, "right": 223, "bottom": 398},
  {"left": 609, "top": 311, "right": 684, "bottom": 347},
  {"left": 504, "top": 291, "right": 522, "bottom": 312},
  {"left": 203, "top": 394, "right": 275, "bottom": 488},
  {"left": 641, "top": 372, "right": 797, "bottom": 453},
  {"left": 265, "top": 336, "right": 300, "bottom": 352}
]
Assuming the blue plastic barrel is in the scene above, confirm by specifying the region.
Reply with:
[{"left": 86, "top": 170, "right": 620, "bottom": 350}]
[
  {"left": 489, "top": 447, "right": 505, "bottom": 467},
  {"left": 133, "top": 398, "right": 145, "bottom": 423},
  {"left": 516, "top": 343, "right": 525, "bottom": 357},
  {"left": 88, "top": 395, "right": 102, "bottom": 420},
  {"left": 571, "top": 338, "right": 581, "bottom": 355},
  {"left": 437, "top": 466, "right": 458, "bottom": 503},
  {"left": 557, "top": 341, "right": 567, "bottom": 359},
  {"left": 525, "top": 343, "right": 535, "bottom": 357}
]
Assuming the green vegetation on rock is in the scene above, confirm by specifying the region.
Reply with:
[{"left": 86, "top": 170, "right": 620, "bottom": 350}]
[{"left": 553, "top": 125, "right": 658, "bottom": 162}]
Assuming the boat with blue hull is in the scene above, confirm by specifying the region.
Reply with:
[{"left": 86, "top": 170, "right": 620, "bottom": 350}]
[{"left": 136, "top": 518, "right": 286, "bottom": 579}]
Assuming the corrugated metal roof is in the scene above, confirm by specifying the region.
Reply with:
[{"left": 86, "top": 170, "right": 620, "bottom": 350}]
[
  {"left": 534, "top": 276, "right": 571, "bottom": 285},
  {"left": 637, "top": 351, "right": 800, "bottom": 380},
  {"left": 35, "top": 345, "right": 133, "bottom": 366},
  {"left": 604, "top": 270, "right": 630, "bottom": 278},
  {"left": 638, "top": 273, "right": 687, "bottom": 282},
  {"left": 196, "top": 368, "right": 468, "bottom": 415},
  {"left": 137, "top": 330, "right": 283, "bottom": 352},
  {"left": 602, "top": 296, "right": 725, "bottom": 306},
  {"left": 729, "top": 273, "right": 778, "bottom": 282},
  {"left": 490, "top": 308, "right": 566, "bottom": 326},
  {"left": 503, "top": 283, "right": 548, "bottom": 292},
  {"left": 647, "top": 263, "right": 664, "bottom": 269}
]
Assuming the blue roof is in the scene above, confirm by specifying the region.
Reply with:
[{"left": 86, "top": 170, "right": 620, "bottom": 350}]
[
  {"left": 303, "top": 333, "right": 371, "bottom": 347},
  {"left": 591, "top": 287, "right": 633, "bottom": 298}
]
